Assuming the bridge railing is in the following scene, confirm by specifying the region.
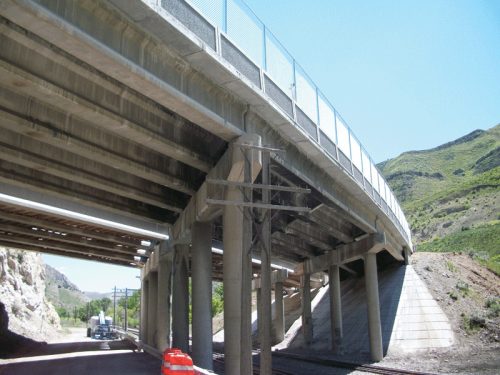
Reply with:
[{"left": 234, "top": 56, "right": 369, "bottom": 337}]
[{"left": 166, "top": 0, "right": 412, "bottom": 246}]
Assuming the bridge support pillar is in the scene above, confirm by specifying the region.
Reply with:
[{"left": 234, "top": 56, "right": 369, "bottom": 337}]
[
  {"left": 364, "top": 252, "right": 383, "bottom": 361},
  {"left": 301, "top": 274, "right": 313, "bottom": 346},
  {"left": 403, "top": 246, "right": 411, "bottom": 265},
  {"left": 273, "top": 281, "right": 285, "bottom": 344},
  {"left": 147, "top": 271, "right": 158, "bottom": 347},
  {"left": 223, "top": 136, "right": 257, "bottom": 375},
  {"left": 191, "top": 221, "right": 213, "bottom": 370},
  {"left": 140, "top": 277, "right": 149, "bottom": 344},
  {"left": 329, "top": 265, "right": 343, "bottom": 352},
  {"left": 172, "top": 244, "right": 190, "bottom": 353},
  {"left": 157, "top": 245, "right": 173, "bottom": 352}
]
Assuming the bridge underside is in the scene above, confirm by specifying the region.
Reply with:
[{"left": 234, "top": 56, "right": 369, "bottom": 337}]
[{"left": 0, "top": 0, "right": 412, "bottom": 372}]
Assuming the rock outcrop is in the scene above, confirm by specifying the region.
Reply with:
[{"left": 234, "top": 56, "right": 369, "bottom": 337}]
[{"left": 0, "top": 247, "right": 61, "bottom": 343}]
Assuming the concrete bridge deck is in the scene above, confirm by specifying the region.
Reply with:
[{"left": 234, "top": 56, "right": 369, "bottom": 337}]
[{"left": 0, "top": 1, "right": 414, "bottom": 373}]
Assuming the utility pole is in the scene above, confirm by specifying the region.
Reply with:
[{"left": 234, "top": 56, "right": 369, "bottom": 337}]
[
  {"left": 124, "top": 288, "right": 128, "bottom": 331},
  {"left": 113, "top": 286, "right": 117, "bottom": 326}
]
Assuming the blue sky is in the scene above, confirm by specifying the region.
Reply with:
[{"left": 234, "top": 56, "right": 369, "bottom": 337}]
[
  {"left": 43, "top": 254, "right": 141, "bottom": 292},
  {"left": 43, "top": 0, "right": 499, "bottom": 291},
  {"left": 245, "top": 0, "right": 500, "bottom": 162}
]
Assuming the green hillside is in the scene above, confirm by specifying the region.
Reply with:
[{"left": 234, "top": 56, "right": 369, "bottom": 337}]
[
  {"left": 44, "top": 264, "right": 89, "bottom": 316},
  {"left": 378, "top": 124, "right": 500, "bottom": 273}
]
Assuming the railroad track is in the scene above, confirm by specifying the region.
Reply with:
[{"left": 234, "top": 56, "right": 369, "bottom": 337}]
[
  {"left": 272, "top": 351, "right": 437, "bottom": 375},
  {"left": 213, "top": 351, "right": 437, "bottom": 375}
]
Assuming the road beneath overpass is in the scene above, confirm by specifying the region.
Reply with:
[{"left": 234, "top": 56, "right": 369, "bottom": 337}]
[{"left": 0, "top": 328, "right": 160, "bottom": 375}]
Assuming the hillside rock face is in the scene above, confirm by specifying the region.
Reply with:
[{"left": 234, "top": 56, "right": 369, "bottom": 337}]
[
  {"left": 44, "top": 263, "right": 88, "bottom": 312},
  {"left": 0, "top": 247, "right": 60, "bottom": 342}
]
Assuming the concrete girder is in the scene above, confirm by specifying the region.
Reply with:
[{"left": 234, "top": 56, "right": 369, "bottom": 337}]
[
  {"left": 0, "top": 211, "right": 145, "bottom": 248},
  {"left": 290, "top": 212, "right": 353, "bottom": 245},
  {"left": 0, "top": 182, "right": 170, "bottom": 240},
  {"left": 0, "top": 239, "right": 137, "bottom": 268},
  {"left": 0, "top": 0, "right": 244, "bottom": 141},
  {"left": 272, "top": 232, "right": 315, "bottom": 258},
  {"left": 306, "top": 207, "right": 354, "bottom": 244},
  {"left": 252, "top": 269, "right": 288, "bottom": 290},
  {"left": 0, "top": 93, "right": 194, "bottom": 196},
  {"left": 0, "top": 223, "right": 143, "bottom": 257},
  {"left": 267, "top": 244, "right": 302, "bottom": 262},
  {"left": 0, "top": 28, "right": 212, "bottom": 173},
  {"left": 0, "top": 235, "right": 137, "bottom": 265},
  {"left": 0, "top": 140, "right": 183, "bottom": 213},
  {"left": 284, "top": 224, "right": 334, "bottom": 252},
  {"left": 0, "top": 126, "right": 183, "bottom": 202},
  {"left": 0, "top": 160, "right": 176, "bottom": 224},
  {"left": 0, "top": 17, "right": 220, "bottom": 168},
  {"left": 295, "top": 232, "right": 403, "bottom": 275}
]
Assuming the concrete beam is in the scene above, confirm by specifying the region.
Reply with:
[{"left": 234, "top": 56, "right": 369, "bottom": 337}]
[
  {"left": 0, "top": 239, "right": 137, "bottom": 268},
  {"left": 295, "top": 233, "right": 387, "bottom": 276},
  {"left": 0, "top": 233, "right": 136, "bottom": 264},
  {"left": 0, "top": 181, "right": 170, "bottom": 239},
  {"left": 0, "top": 211, "right": 147, "bottom": 248},
  {"left": 0, "top": 141, "right": 182, "bottom": 212},
  {"left": 0, "top": 104, "right": 194, "bottom": 195},
  {"left": 284, "top": 227, "right": 333, "bottom": 252},
  {"left": 0, "top": 163, "right": 174, "bottom": 225},
  {"left": 0, "top": 223, "right": 142, "bottom": 257},
  {"left": 0, "top": 19, "right": 213, "bottom": 173},
  {"left": 0, "top": 0, "right": 244, "bottom": 142},
  {"left": 252, "top": 269, "right": 288, "bottom": 290}
]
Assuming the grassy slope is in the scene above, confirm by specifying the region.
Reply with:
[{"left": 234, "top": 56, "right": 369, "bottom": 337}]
[
  {"left": 378, "top": 124, "right": 500, "bottom": 273},
  {"left": 418, "top": 221, "right": 500, "bottom": 274}
]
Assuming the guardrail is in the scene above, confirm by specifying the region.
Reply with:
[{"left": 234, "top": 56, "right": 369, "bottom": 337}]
[{"left": 164, "top": 0, "right": 412, "bottom": 247}]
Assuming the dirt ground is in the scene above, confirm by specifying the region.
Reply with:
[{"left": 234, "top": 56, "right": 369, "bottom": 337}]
[{"left": 381, "top": 252, "right": 500, "bottom": 374}]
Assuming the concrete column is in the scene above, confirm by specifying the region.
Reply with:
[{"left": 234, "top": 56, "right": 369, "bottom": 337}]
[
  {"left": 364, "top": 253, "right": 383, "bottom": 361},
  {"left": 147, "top": 271, "right": 158, "bottom": 347},
  {"left": 172, "top": 245, "right": 189, "bottom": 353},
  {"left": 273, "top": 281, "right": 285, "bottom": 343},
  {"left": 301, "top": 274, "right": 313, "bottom": 346},
  {"left": 403, "top": 246, "right": 410, "bottom": 266},
  {"left": 328, "top": 265, "right": 342, "bottom": 352},
  {"left": 223, "top": 138, "right": 255, "bottom": 375},
  {"left": 140, "top": 277, "right": 149, "bottom": 344},
  {"left": 157, "top": 251, "right": 173, "bottom": 352},
  {"left": 191, "top": 221, "right": 213, "bottom": 370}
]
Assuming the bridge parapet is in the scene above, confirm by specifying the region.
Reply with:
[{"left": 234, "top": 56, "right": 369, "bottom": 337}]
[{"left": 114, "top": 0, "right": 412, "bottom": 248}]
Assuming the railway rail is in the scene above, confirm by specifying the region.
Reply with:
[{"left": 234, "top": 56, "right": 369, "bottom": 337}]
[{"left": 213, "top": 351, "right": 437, "bottom": 375}]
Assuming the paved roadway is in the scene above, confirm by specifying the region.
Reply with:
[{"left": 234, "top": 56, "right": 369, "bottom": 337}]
[{"left": 0, "top": 328, "right": 160, "bottom": 375}]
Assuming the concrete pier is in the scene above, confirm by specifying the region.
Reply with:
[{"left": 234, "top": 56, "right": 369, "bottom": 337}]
[
  {"left": 147, "top": 272, "right": 158, "bottom": 347},
  {"left": 172, "top": 245, "right": 189, "bottom": 353},
  {"left": 301, "top": 274, "right": 313, "bottom": 346},
  {"left": 364, "top": 253, "right": 383, "bottom": 361},
  {"left": 273, "top": 281, "right": 285, "bottom": 343},
  {"left": 329, "top": 265, "right": 343, "bottom": 352},
  {"left": 140, "top": 278, "right": 149, "bottom": 344},
  {"left": 157, "top": 252, "right": 172, "bottom": 352},
  {"left": 191, "top": 221, "right": 213, "bottom": 370},
  {"left": 223, "top": 140, "right": 255, "bottom": 375}
]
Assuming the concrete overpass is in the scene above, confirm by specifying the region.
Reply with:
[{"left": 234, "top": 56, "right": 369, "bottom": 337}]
[{"left": 0, "top": 0, "right": 412, "bottom": 374}]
